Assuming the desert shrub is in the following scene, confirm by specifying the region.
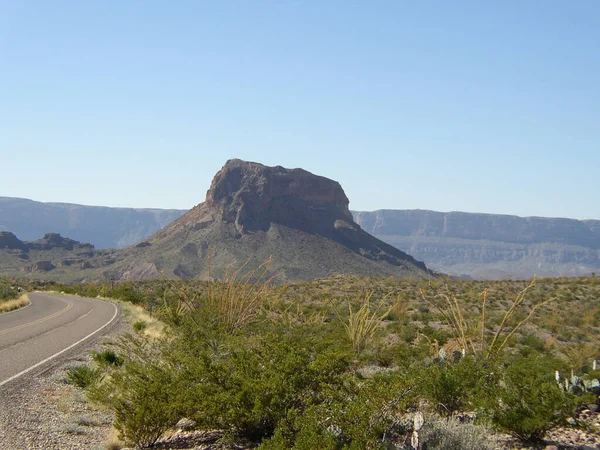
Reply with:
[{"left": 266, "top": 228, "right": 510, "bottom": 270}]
[
  {"left": 88, "top": 336, "right": 180, "bottom": 448},
  {"left": 132, "top": 320, "right": 147, "bottom": 333},
  {"left": 260, "top": 370, "right": 420, "bottom": 449},
  {"left": 373, "top": 341, "right": 412, "bottom": 368},
  {"left": 110, "top": 282, "right": 145, "bottom": 304},
  {"left": 91, "top": 310, "right": 352, "bottom": 446},
  {"left": 419, "top": 416, "right": 495, "bottom": 450},
  {"left": 0, "top": 278, "right": 19, "bottom": 301},
  {"left": 478, "top": 354, "right": 577, "bottom": 441},
  {"left": 420, "top": 278, "right": 555, "bottom": 360},
  {"left": 172, "top": 331, "right": 352, "bottom": 440},
  {"left": 518, "top": 333, "right": 547, "bottom": 355},
  {"left": 91, "top": 349, "right": 123, "bottom": 367},
  {"left": 398, "top": 324, "right": 419, "bottom": 343},
  {"left": 423, "top": 356, "right": 486, "bottom": 415},
  {"left": 66, "top": 365, "right": 100, "bottom": 388},
  {"left": 82, "top": 275, "right": 600, "bottom": 448}
]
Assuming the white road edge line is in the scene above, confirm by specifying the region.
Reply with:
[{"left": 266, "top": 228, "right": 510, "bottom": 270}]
[{"left": 0, "top": 301, "right": 119, "bottom": 388}]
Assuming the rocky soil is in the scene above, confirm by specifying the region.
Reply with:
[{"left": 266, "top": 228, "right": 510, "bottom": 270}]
[{"left": 0, "top": 318, "right": 127, "bottom": 450}]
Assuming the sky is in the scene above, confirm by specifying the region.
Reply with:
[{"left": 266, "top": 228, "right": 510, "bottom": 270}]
[{"left": 0, "top": 1, "right": 599, "bottom": 219}]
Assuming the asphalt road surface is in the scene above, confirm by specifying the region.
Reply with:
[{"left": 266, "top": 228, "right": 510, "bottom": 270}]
[{"left": 0, "top": 292, "right": 118, "bottom": 387}]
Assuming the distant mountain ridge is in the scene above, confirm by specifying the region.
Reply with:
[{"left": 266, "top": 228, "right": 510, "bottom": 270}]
[
  {"left": 2, "top": 195, "right": 599, "bottom": 280},
  {"left": 353, "top": 209, "right": 600, "bottom": 279},
  {"left": 0, "top": 197, "right": 186, "bottom": 249}
]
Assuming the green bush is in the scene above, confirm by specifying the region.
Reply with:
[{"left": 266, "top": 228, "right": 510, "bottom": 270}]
[
  {"left": 79, "top": 276, "right": 600, "bottom": 448},
  {"left": 88, "top": 336, "right": 180, "bottom": 447},
  {"left": 261, "top": 370, "right": 421, "bottom": 449},
  {"left": 0, "top": 278, "right": 19, "bottom": 301},
  {"left": 66, "top": 365, "right": 100, "bottom": 389},
  {"left": 423, "top": 356, "right": 485, "bottom": 415},
  {"left": 111, "top": 282, "right": 145, "bottom": 304},
  {"left": 91, "top": 349, "right": 123, "bottom": 367},
  {"left": 478, "top": 354, "right": 577, "bottom": 441},
  {"left": 132, "top": 320, "right": 147, "bottom": 333},
  {"left": 519, "top": 333, "right": 547, "bottom": 355},
  {"left": 175, "top": 333, "right": 352, "bottom": 440}
]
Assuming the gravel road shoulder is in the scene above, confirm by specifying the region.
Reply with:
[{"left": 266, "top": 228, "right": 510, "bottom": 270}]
[{"left": 0, "top": 304, "right": 126, "bottom": 450}]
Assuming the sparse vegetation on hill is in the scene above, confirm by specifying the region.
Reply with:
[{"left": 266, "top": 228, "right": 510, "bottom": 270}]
[{"left": 42, "top": 273, "right": 600, "bottom": 449}]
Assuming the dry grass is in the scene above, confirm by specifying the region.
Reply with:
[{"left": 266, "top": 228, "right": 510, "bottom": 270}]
[
  {"left": 49, "top": 289, "right": 166, "bottom": 339},
  {"left": 336, "top": 292, "right": 393, "bottom": 355},
  {"left": 206, "top": 256, "right": 278, "bottom": 334},
  {"left": 118, "top": 301, "right": 165, "bottom": 340},
  {"left": 0, "top": 293, "right": 30, "bottom": 313},
  {"left": 103, "top": 427, "right": 124, "bottom": 450},
  {"left": 420, "top": 277, "right": 556, "bottom": 360}
]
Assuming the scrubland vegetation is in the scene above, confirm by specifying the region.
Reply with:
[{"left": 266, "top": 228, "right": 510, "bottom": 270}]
[
  {"left": 16, "top": 273, "right": 600, "bottom": 448},
  {"left": 0, "top": 277, "right": 21, "bottom": 301},
  {"left": 0, "top": 277, "right": 30, "bottom": 312}
]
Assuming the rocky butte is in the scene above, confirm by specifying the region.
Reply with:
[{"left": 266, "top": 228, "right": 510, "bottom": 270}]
[{"left": 110, "top": 159, "right": 432, "bottom": 282}]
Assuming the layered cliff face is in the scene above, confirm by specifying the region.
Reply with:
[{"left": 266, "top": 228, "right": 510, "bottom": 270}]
[
  {"left": 353, "top": 210, "right": 600, "bottom": 279},
  {"left": 205, "top": 159, "right": 354, "bottom": 235}
]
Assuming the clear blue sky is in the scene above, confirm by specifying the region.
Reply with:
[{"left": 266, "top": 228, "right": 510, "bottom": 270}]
[{"left": 1, "top": 1, "right": 598, "bottom": 219}]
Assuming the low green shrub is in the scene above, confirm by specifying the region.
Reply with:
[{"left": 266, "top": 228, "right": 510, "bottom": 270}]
[
  {"left": 478, "top": 354, "right": 577, "bottom": 441},
  {"left": 78, "top": 276, "right": 600, "bottom": 448},
  {"left": 0, "top": 278, "right": 19, "bottom": 301},
  {"left": 423, "top": 356, "right": 485, "bottom": 415},
  {"left": 88, "top": 336, "right": 180, "bottom": 447},
  {"left": 66, "top": 365, "right": 100, "bottom": 389},
  {"left": 91, "top": 349, "right": 123, "bottom": 367},
  {"left": 132, "top": 320, "right": 147, "bottom": 333},
  {"left": 175, "top": 333, "right": 352, "bottom": 440},
  {"left": 261, "top": 370, "right": 422, "bottom": 449}
]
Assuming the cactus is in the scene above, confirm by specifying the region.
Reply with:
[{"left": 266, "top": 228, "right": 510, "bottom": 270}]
[
  {"left": 438, "top": 348, "right": 446, "bottom": 360},
  {"left": 584, "top": 378, "right": 600, "bottom": 394},
  {"left": 556, "top": 368, "right": 599, "bottom": 394}
]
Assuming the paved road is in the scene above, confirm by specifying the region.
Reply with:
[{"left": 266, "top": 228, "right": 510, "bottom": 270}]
[{"left": 0, "top": 292, "right": 118, "bottom": 387}]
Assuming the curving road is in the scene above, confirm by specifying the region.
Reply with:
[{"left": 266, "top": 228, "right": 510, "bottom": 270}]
[{"left": 0, "top": 292, "right": 118, "bottom": 388}]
